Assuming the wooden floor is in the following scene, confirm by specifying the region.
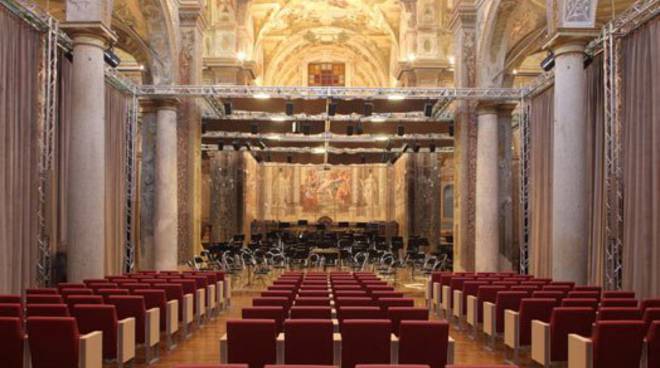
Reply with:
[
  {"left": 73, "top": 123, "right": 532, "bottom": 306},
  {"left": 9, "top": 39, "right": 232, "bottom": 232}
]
[{"left": 133, "top": 269, "right": 526, "bottom": 368}]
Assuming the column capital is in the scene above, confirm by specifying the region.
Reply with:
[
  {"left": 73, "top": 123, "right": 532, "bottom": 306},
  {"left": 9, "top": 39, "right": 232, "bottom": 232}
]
[
  {"left": 156, "top": 98, "right": 181, "bottom": 111},
  {"left": 543, "top": 30, "right": 597, "bottom": 55},
  {"left": 61, "top": 22, "right": 117, "bottom": 48},
  {"left": 476, "top": 102, "right": 498, "bottom": 115},
  {"left": 496, "top": 103, "right": 518, "bottom": 115},
  {"left": 139, "top": 98, "right": 159, "bottom": 114}
]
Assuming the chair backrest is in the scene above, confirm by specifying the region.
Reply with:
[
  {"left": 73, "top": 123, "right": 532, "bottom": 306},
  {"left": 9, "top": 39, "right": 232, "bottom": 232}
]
[
  {"left": 289, "top": 306, "right": 332, "bottom": 320},
  {"left": 26, "top": 304, "right": 70, "bottom": 317},
  {"left": 253, "top": 297, "right": 289, "bottom": 311},
  {"left": 153, "top": 283, "right": 185, "bottom": 301},
  {"left": 25, "top": 295, "right": 63, "bottom": 304},
  {"left": 548, "top": 282, "right": 575, "bottom": 289},
  {"left": 294, "top": 297, "right": 331, "bottom": 306},
  {"left": 56, "top": 283, "right": 86, "bottom": 291},
  {"left": 567, "top": 291, "right": 600, "bottom": 300},
  {"left": 26, "top": 317, "right": 80, "bottom": 368},
  {"left": 0, "top": 295, "right": 22, "bottom": 304},
  {"left": 592, "top": 320, "right": 645, "bottom": 368},
  {"left": 640, "top": 299, "right": 660, "bottom": 313},
  {"left": 72, "top": 304, "right": 119, "bottom": 360},
  {"left": 600, "top": 298, "right": 638, "bottom": 308},
  {"left": 106, "top": 295, "right": 147, "bottom": 343},
  {"left": 283, "top": 319, "right": 334, "bottom": 365},
  {"left": 335, "top": 297, "right": 374, "bottom": 307},
  {"left": 647, "top": 321, "right": 660, "bottom": 368},
  {"left": 532, "top": 291, "right": 565, "bottom": 303},
  {"left": 227, "top": 319, "right": 277, "bottom": 368},
  {"left": 642, "top": 307, "right": 660, "bottom": 332},
  {"left": 509, "top": 286, "right": 539, "bottom": 294},
  {"left": 494, "top": 291, "right": 528, "bottom": 333},
  {"left": 133, "top": 289, "right": 168, "bottom": 329},
  {"left": 560, "top": 298, "right": 599, "bottom": 309},
  {"left": 88, "top": 283, "right": 118, "bottom": 291},
  {"left": 171, "top": 280, "right": 197, "bottom": 295},
  {"left": 83, "top": 279, "right": 109, "bottom": 285},
  {"left": 377, "top": 297, "right": 415, "bottom": 311},
  {"left": 60, "top": 288, "right": 93, "bottom": 296},
  {"left": 0, "top": 317, "right": 25, "bottom": 368},
  {"left": 386, "top": 307, "right": 428, "bottom": 336},
  {"left": 573, "top": 286, "right": 602, "bottom": 293},
  {"left": 65, "top": 295, "right": 104, "bottom": 309},
  {"left": 338, "top": 306, "right": 385, "bottom": 323},
  {"left": 542, "top": 285, "right": 572, "bottom": 293},
  {"left": 398, "top": 320, "right": 449, "bottom": 368},
  {"left": 26, "top": 288, "right": 58, "bottom": 295},
  {"left": 340, "top": 319, "right": 391, "bottom": 368},
  {"left": 96, "top": 288, "right": 130, "bottom": 301},
  {"left": 0, "top": 303, "right": 23, "bottom": 318},
  {"left": 371, "top": 291, "right": 405, "bottom": 299},
  {"left": 549, "top": 307, "right": 596, "bottom": 362},
  {"left": 602, "top": 291, "right": 635, "bottom": 299},
  {"left": 121, "top": 282, "right": 152, "bottom": 292},
  {"left": 297, "top": 290, "right": 329, "bottom": 297},
  {"left": 596, "top": 307, "right": 642, "bottom": 321},
  {"left": 242, "top": 306, "right": 286, "bottom": 333},
  {"left": 518, "top": 298, "right": 557, "bottom": 346}
]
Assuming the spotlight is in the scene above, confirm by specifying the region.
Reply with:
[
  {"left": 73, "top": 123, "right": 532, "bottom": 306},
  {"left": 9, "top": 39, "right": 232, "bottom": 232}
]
[
  {"left": 424, "top": 103, "right": 433, "bottom": 117},
  {"left": 346, "top": 126, "right": 354, "bottom": 136},
  {"left": 104, "top": 48, "right": 121, "bottom": 68},
  {"left": 258, "top": 140, "right": 267, "bottom": 150},
  {"left": 224, "top": 102, "right": 233, "bottom": 115},
  {"left": 388, "top": 94, "right": 405, "bottom": 101},
  {"left": 540, "top": 51, "right": 555, "bottom": 72},
  {"left": 271, "top": 115, "right": 287, "bottom": 122},
  {"left": 361, "top": 155, "right": 367, "bottom": 164},
  {"left": 232, "top": 140, "right": 242, "bottom": 151},
  {"left": 413, "top": 144, "right": 421, "bottom": 153},
  {"left": 429, "top": 144, "right": 436, "bottom": 153},
  {"left": 286, "top": 101, "right": 294, "bottom": 116},
  {"left": 253, "top": 93, "right": 271, "bottom": 100},
  {"left": 364, "top": 102, "right": 374, "bottom": 117},
  {"left": 250, "top": 123, "right": 258, "bottom": 135},
  {"left": 397, "top": 126, "right": 405, "bottom": 136},
  {"left": 356, "top": 123, "right": 364, "bottom": 135},
  {"left": 287, "top": 155, "right": 293, "bottom": 164},
  {"left": 327, "top": 101, "right": 337, "bottom": 116},
  {"left": 302, "top": 125, "right": 311, "bottom": 135},
  {"left": 371, "top": 116, "right": 386, "bottom": 123},
  {"left": 448, "top": 121, "right": 454, "bottom": 137}
]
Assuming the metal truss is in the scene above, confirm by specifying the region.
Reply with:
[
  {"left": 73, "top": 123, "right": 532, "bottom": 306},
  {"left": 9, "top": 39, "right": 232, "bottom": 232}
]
[
  {"left": 201, "top": 144, "right": 454, "bottom": 154},
  {"left": 203, "top": 110, "right": 455, "bottom": 122},
  {"left": 518, "top": 99, "right": 531, "bottom": 275},
  {"left": 202, "top": 131, "right": 453, "bottom": 142},
  {"left": 139, "top": 84, "right": 525, "bottom": 101},
  {"left": 587, "top": 0, "right": 659, "bottom": 55},
  {"left": 523, "top": 71, "right": 555, "bottom": 98},
  {"left": 123, "top": 93, "right": 139, "bottom": 274}
]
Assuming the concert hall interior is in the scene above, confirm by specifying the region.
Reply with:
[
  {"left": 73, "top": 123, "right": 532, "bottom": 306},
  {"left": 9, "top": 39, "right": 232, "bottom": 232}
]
[{"left": 1, "top": 0, "right": 659, "bottom": 368}]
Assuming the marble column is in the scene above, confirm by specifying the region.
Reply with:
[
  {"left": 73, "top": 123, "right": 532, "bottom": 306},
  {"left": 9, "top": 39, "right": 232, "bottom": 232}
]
[
  {"left": 138, "top": 100, "right": 158, "bottom": 270},
  {"left": 475, "top": 104, "right": 500, "bottom": 272},
  {"left": 65, "top": 28, "right": 116, "bottom": 281},
  {"left": 497, "top": 104, "right": 516, "bottom": 270},
  {"left": 154, "top": 99, "right": 180, "bottom": 271},
  {"left": 550, "top": 41, "right": 589, "bottom": 284}
]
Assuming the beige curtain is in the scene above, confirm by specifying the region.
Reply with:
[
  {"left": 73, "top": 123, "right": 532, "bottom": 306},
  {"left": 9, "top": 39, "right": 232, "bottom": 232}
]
[
  {"left": 105, "top": 84, "right": 130, "bottom": 276},
  {"left": 622, "top": 17, "right": 660, "bottom": 299},
  {"left": 585, "top": 53, "right": 606, "bottom": 286},
  {"left": 0, "top": 7, "right": 42, "bottom": 293},
  {"left": 529, "top": 86, "right": 554, "bottom": 278}
]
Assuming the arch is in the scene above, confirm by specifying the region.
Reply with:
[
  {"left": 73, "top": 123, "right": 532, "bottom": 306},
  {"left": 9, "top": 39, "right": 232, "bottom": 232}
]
[{"left": 137, "top": 0, "right": 179, "bottom": 85}]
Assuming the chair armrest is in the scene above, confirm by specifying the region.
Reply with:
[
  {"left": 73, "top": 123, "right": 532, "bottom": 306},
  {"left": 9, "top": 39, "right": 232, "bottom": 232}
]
[
  {"left": 531, "top": 320, "right": 551, "bottom": 366},
  {"left": 183, "top": 293, "right": 194, "bottom": 324},
  {"left": 22, "top": 335, "right": 29, "bottom": 368},
  {"left": 117, "top": 317, "right": 136, "bottom": 363},
  {"left": 453, "top": 290, "right": 463, "bottom": 317},
  {"left": 166, "top": 299, "right": 179, "bottom": 334},
  {"left": 447, "top": 336, "right": 455, "bottom": 364},
  {"left": 425, "top": 279, "right": 432, "bottom": 301},
  {"left": 390, "top": 333, "right": 399, "bottom": 364},
  {"left": 219, "top": 333, "right": 228, "bottom": 363},
  {"left": 216, "top": 281, "right": 224, "bottom": 306},
  {"left": 433, "top": 282, "right": 441, "bottom": 308},
  {"left": 504, "top": 309, "right": 520, "bottom": 349},
  {"left": 332, "top": 318, "right": 339, "bottom": 333},
  {"left": 79, "top": 331, "right": 103, "bottom": 368},
  {"left": 208, "top": 284, "right": 217, "bottom": 310},
  {"left": 441, "top": 285, "right": 452, "bottom": 312},
  {"left": 466, "top": 295, "right": 478, "bottom": 327},
  {"left": 224, "top": 279, "right": 232, "bottom": 303},
  {"left": 333, "top": 332, "right": 342, "bottom": 366},
  {"left": 568, "top": 333, "right": 593, "bottom": 368},
  {"left": 195, "top": 288, "right": 206, "bottom": 317},
  {"left": 483, "top": 301, "right": 496, "bottom": 336},
  {"left": 145, "top": 307, "right": 160, "bottom": 347},
  {"left": 276, "top": 332, "right": 284, "bottom": 364}
]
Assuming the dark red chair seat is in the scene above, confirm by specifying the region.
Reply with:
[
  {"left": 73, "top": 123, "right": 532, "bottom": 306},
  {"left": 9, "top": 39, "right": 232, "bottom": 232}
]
[
  {"left": 338, "top": 306, "right": 385, "bottom": 324},
  {"left": 283, "top": 319, "right": 333, "bottom": 365},
  {"left": 153, "top": 283, "right": 185, "bottom": 321},
  {"left": 0, "top": 295, "right": 22, "bottom": 304},
  {"left": 494, "top": 291, "right": 527, "bottom": 333},
  {"left": 600, "top": 298, "right": 638, "bottom": 307},
  {"left": 398, "top": 320, "right": 449, "bottom": 368},
  {"left": 72, "top": 304, "right": 119, "bottom": 360},
  {"left": 65, "top": 295, "right": 104, "bottom": 309},
  {"left": 133, "top": 289, "right": 168, "bottom": 330},
  {"left": 386, "top": 307, "right": 428, "bottom": 336},
  {"left": 517, "top": 298, "right": 557, "bottom": 346},
  {"left": 106, "top": 295, "right": 147, "bottom": 343},
  {"left": 549, "top": 307, "right": 596, "bottom": 362},
  {"left": 475, "top": 286, "right": 507, "bottom": 323},
  {"left": 26, "top": 317, "right": 80, "bottom": 368},
  {"left": 253, "top": 297, "right": 289, "bottom": 311},
  {"left": 340, "top": 320, "right": 391, "bottom": 368},
  {"left": 0, "top": 317, "right": 25, "bottom": 368},
  {"left": 596, "top": 307, "right": 642, "bottom": 321},
  {"left": 560, "top": 298, "right": 599, "bottom": 309},
  {"left": 26, "top": 288, "right": 58, "bottom": 295},
  {"left": 226, "top": 319, "right": 277, "bottom": 368},
  {"left": 25, "top": 295, "right": 63, "bottom": 304},
  {"left": 377, "top": 298, "right": 414, "bottom": 311},
  {"left": 335, "top": 297, "right": 373, "bottom": 307},
  {"left": 0, "top": 303, "right": 23, "bottom": 318},
  {"left": 591, "top": 320, "right": 645, "bottom": 368},
  {"left": 289, "top": 306, "right": 332, "bottom": 319},
  {"left": 646, "top": 321, "right": 660, "bottom": 368},
  {"left": 602, "top": 291, "right": 635, "bottom": 299}
]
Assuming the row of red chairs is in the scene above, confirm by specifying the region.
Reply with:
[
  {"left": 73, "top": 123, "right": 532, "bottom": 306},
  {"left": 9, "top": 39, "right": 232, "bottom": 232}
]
[{"left": 175, "top": 364, "right": 515, "bottom": 368}]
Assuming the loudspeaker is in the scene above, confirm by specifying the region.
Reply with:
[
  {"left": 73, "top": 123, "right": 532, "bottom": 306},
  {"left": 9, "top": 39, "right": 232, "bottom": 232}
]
[
  {"left": 448, "top": 121, "right": 454, "bottom": 137},
  {"left": 328, "top": 102, "right": 337, "bottom": 116},
  {"left": 346, "top": 126, "right": 354, "bottom": 136},
  {"left": 224, "top": 102, "right": 233, "bottom": 115},
  {"left": 364, "top": 102, "right": 374, "bottom": 117},
  {"left": 429, "top": 144, "right": 436, "bottom": 152},
  {"left": 286, "top": 102, "right": 294, "bottom": 116},
  {"left": 287, "top": 155, "right": 293, "bottom": 163},
  {"left": 424, "top": 103, "right": 433, "bottom": 117},
  {"left": 250, "top": 123, "right": 258, "bottom": 135},
  {"left": 361, "top": 155, "right": 367, "bottom": 164},
  {"left": 356, "top": 123, "right": 363, "bottom": 135},
  {"left": 302, "top": 125, "right": 311, "bottom": 135},
  {"left": 397, "top": 126, "right": 405, "bottom": 136}
]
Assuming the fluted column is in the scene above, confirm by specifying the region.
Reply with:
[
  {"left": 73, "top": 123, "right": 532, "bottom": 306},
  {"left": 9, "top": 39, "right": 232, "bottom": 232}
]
[
  {"left": 64, "top": 25, "right": 116, "bottom": 281},
  {"left": 550, "top": 41, "right": 589, "bottom": 284},
  {"left": 475, "top": 103, "right": 500, "bottom": 272},
  {"left": 154, "top": 99, "right": 180, "bottom": 271}
]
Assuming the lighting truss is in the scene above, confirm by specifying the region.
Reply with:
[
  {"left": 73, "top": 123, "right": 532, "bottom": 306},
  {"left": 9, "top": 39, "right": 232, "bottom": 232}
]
[
  {"left": 201, "top": 144, "right": 454, "bottom": 154},
  {"left": 202, "top": 131, "right": 453, "bottom": 143},
  {"left": 123, "top": 93, "right": 139, "bottom": 274},
  {"left": 518, "top": 99, "right": 531, "bottom": 275},
  {"left": 523, "top": 71, "right": 555, "bottom": 97},
  {"left": 203, "top": 110, "right": 455, "bottom": 122},
  {"left": 139, "top": 84, "right": 525, "bottom": 101}
]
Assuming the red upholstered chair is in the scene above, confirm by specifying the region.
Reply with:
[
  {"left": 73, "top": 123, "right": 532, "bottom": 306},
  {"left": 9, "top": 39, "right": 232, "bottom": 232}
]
[
  {"left": 568, "top": 320, "right": 645, "bottom": 368},
  {"left": 26, "top": 304, "right": 70, "bottom": 317},
  {"left": 532, "top": 291, "right": 565, "bottom": 303},
  {"left": 0, "top": 317, "right": 26, "bottom": 368},
  {"left": 26, "top": 316, "right": 102, "bottom": 368},
  {"left": 596, "top": 307, "right": 642, "bottom": 321},
  {"left": 334, "top": 291, "right": 368, "bottom": 297},
  {"left": 153, "top": 283, "right": 186, "bottom": 319},
  {"left": 0, "top": 295, "right": 22, "bottom": 304},
  {"left": 72, "top": 304, "right": 135, "bottom": 365},
  {"left": 377, "top": 298, "right": 415, "bottom": 312},
  {"left": 340, "top": 320, "right": 392, "bottom": 368},
  {"left": 96, "top": 288, "right": 130, "bottom": 301},
  {"left": 120, "top": 283, "right": 152, "bottom": 292},
  {"left": 530, "top": 307, "right": 596, "bottom": 366},
  {"left": 132, "top": 288, "right": 179, "bottom": 348},
  {"left": 65, "top": 295, "right": 104, "bottom": 309},
  {"left": 262, "top": 291, "right": 294, "bottom": 303},
  {"left": 290, "top": 306, "right": 332, "bottom": 320},
  {"left": 282, "top": 319, "right": 334, "bottom": 365},
  {"left": 176, "top": 365, "right": 248, "bottom": 368},
  {"left": 106, "top": 295, "right": 160, "bottom": 363},
  {"left": 504, "top": 298, "right": 557, "bottom": 359},
  {"left": 26, "top": 288, "right": 58, "bottom": 295},
  {"left": 602, "top": 291, "right": 635, "bottom": 299},
  {"left": 548, "top": 282, "right": 575, "bottom": 289},
  {"left": 60, "top": 288, "right": 94, "bottom": 297},
  {"left": 25, "top": 295, "right": 63, "bottom": 304},
  {"left": 242, "top": 306, "right": 286, "bottom": 333},
  {"left": 83, "top": 278, "right": 109, "bottom": 285},
  {"left": 642, "top": 307, "right": 660, "bottom": 332},
  {"left": 336, "top": 297, "right": 374, "bottom": 307},
  {"left": 646, "top": 321, "right": 660, "bottom": 368},
  {"left": 456, "top": 281, "right": 489, "bottom": 318},
  {"left": 386, "top": 307, "right": 428, "bottom": 336},
  {"left": 573, "top": 286, "right": 601, "bottom": 292},
  {"left": 561, "top": 298, "right": 599, "bottom": 309},
  {"left": 465, "top": 285, "right": 506, "bottom": 336},
  {"left": 446, "top": 366, "right": 514, "bottom": 368},
  {"left": 87, "top": 283, "right": 119, "bottom": 292},
  {"left": 295, "top": 297, "right": 331, "bottom": 307},
  {"left": 221, "top": 319, "right": 277, "bottom": 368},
  {"left": 600, "top": 298, "right": 638, "bottom": 307},
  {"left": 371, "top": 291, "right": 405, "bottom": 300},
  {"left": 56, "top": 282, "right": 86, "bottom": 291},
  {"left": 254, "top": 297, "right": 290, "bottom": 312},
  {"left": 398, "top": 320, "right": 453, "bottom": 368},
  {"left": 483, "top": 291, "right": 527, "bottom": 343},
  {"left": 567, "top": 291, "right": 600, "bottom": 301},
  {"left": 542, "top": 285, "right": 573, "bottom": 294},
  {"left": 641, "top": 299, "right": 660, "bottom": 313},
  {"left": 297, "top": 290, "right": 330, "bottom": 297},
  {"left": 0, "top": 303, "right": 23, "bottom": 318},
  {"left": 365, "top": 286, "right": 395, "bottom": 294}
]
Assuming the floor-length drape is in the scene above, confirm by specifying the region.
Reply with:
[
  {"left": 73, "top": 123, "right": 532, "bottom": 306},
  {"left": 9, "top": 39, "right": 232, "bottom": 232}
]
[
  {"left": 529, "top": 86, "right": 554, "bottom": 278},
  {"left": 622, "top": 17, "right": 660, "bottom": 299},
  {"left": 585, "top": 54, "right": 606, "bottom": 287},
  {"left": 105, "top": 84, "right": 130, "bottom": 276},
  {"left": 0, "top": 7, "right": 42, "bottom": 293}
]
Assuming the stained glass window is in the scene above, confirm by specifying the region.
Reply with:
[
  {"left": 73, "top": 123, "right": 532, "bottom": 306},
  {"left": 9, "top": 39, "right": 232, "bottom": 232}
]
[{"left": 308, "top": 63, "right": 345, "bottom": 86}]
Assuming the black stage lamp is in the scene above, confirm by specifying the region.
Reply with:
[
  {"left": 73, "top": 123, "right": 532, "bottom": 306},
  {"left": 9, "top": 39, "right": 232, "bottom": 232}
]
[
  {"left": 364, "top": 102, "right": 374, "bottom": 117},
  {"left": 397, "top": 126, "right": 405, "bottom": 136},
  {"left": 224, "top": 102, "right": 233, "bottom": 115},
  {"left": 540, "top": 51, "right": 555, "bottom": 72},
  {"left": 104, "top": 48, "right": 121, "bottom": 68},
  {"left": 286, "top": 101, "right": 294, "bottom": 116},
  {"left": 424, "top": 103, "right": 433, "bottom": 117},
  {"left": 250, "top": 123, "right": 258, "bottom": 135},
  {"left": 346, "top": 126, "right": 354, "bottom": 136},
  {"left": 328, "top": 101, "right": 337, "bottom": 116}
]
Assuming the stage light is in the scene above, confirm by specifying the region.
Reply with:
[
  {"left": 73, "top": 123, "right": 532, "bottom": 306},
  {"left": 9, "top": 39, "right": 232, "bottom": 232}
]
[
  {"left": 388, "top": 94, "right": 405, "bottom": 101},
  {"left": 364, "top": 102, "right": 374, "bottom": 117},
  {"left": 328, "top": 101, "right": 337, "bottom": 116},
  {"left": 286, "top": 101, "right": 294, "bottom": 116},
  {"left": 232, "top": 140, "right": 242, "bottom": 151},
  {"left": 424, "top": 103, "right": 433, "bottom": 117},
  {"left": 429, "top": 144, "right": 436, "bottom": 152},
  {"left": 104, "top": 48, "right": 121, "bottom": 68},
  {"left": 250, "top": 124, "right": 258, "bottom": 135},
  {"left": 312, "top": 147, "right": 326, "bottom": 154},
  {"left": 397, "top": 126, "right": 405, "bottom": 136},
  {"left": 302, "top": 124, "right": 311, "bottom": 135},
  {"left": 512, "top": 69, "right": 518, "bottom": 75},
  {"left": 253, "top": 93, "right": 271, "bottom": 100},
  {"left": 346, "top": 126, "right": 354, "bottom": 136},
  {"left": 540, "top": 51, "right": 555, "bottom": 72},
  {"left": 356, "top": 123, "right": 364, "bottom": 135},
  {"left": 271, "top": 115, "right": 287, "bottom": 122},
  {"left": 375, "top": 135, "right": 389, "bottom": 141},
  {"left": 407, "top": 53, "right": 416, "bottom": 62},
  {"left": 223, "top": 102, "right": 233, "bottom": 115}
]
